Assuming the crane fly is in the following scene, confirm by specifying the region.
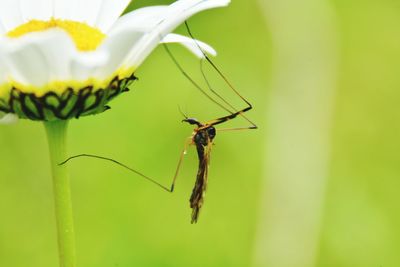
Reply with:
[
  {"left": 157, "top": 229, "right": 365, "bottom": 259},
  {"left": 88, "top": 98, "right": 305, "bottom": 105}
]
[
  {"left": 162, "top": 21, "right": 257, "bottom": 222},
  {"left": 60, "top": 21, "right": 257, "bottom": 223},
  {"left": 179, "top": 106, "right": 255, "bottom": 223},
  {"left": 62, "top": 101, "right": 255, "bottom": 223}
]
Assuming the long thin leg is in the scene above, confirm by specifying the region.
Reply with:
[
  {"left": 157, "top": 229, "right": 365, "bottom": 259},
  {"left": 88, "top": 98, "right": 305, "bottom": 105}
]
[
  {"left": 203, "top": 106, "right": 256, "bottom": 128},
  {"left": 185, "top": 21, "right": 254, "bottom": 108},
  {"left": 162, "top": 43, "right": 235, "bottom": 115},
  {"left": 170, "top": 137, "right": 193, "bottom": 192},
  {"left": 163, "top": 28, "right": 257, "bottom": 130},
  {"left": 199, "top": 59, "right": 258, "bottom": 128},
  {"left": 59, "top": 137, "right": 193, "bottom": 193},
  {"left": 59, "top": 154, "right": 172, "bottom": 192},
  {"left": 218, "top": 127, "right": 257, "bottom": 132},
  {"left": 199, "top": 59, "right": 236, "bottom": 113}
]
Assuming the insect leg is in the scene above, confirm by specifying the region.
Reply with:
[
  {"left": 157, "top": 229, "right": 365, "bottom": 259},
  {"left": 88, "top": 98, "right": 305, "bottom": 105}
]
[
  {"left": 59, "top": 137, "right": 193, "bottom": 193},
  {"left": 170, "top": 137, "right": 193, "bottom": 192},
  {"left": 204, "top": 106, "right": 256, "bottom": 128},
  {"left": 198, "top": 59, "right": 258, "bottom": 128},
  {"left": 162, "top": 43, "right": 235, "bottom": 115},
  {"left": 217, "top": 127, "right": 258, "bottom": 132},
  {"left": 59, "top": 154, "right": 172, "bottom": 192}
]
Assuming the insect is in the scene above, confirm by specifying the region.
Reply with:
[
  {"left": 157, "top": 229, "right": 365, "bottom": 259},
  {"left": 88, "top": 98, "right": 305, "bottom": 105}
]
[
  {"left": 161, "top": 22, "right": 257, "bottom": 222},
  {"left": 61, "top": 22, "right": 257, "bottom": 223},
  {"left": 179, "top": 108, "right": 255, "bottom": 223}
]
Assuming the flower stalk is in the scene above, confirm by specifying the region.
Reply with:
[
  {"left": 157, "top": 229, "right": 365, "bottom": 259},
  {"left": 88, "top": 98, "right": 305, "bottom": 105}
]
[{"left": 44, "top": 120, "right": 76, "bottom": 267}]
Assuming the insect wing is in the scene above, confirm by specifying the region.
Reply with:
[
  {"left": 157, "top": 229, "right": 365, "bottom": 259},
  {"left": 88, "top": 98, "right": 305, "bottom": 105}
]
[{"left": 190, "top": 140, "right": 213, "bottom": 223}]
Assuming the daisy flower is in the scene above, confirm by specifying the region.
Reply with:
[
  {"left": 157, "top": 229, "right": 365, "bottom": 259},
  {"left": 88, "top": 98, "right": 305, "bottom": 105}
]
[
  {"left": 0, "top": 0, "right": 228, "bottom": 122},
  {"left": 0, "top": 1, "right": 230, "bottom": 267}
]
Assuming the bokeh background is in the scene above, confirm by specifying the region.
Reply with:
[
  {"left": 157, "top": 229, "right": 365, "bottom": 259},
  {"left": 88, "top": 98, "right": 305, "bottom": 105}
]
[{"left": 1, "top": 0, "right": 400, "bottom": 266}]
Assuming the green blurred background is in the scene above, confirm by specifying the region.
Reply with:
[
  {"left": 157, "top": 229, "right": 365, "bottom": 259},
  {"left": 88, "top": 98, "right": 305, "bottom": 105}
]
[{"left": 1, "top": 0, "right": 400, "bottom": 266}]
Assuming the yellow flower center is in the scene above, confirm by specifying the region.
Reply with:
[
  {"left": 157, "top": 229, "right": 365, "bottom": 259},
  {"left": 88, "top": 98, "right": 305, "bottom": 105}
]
[{"left": 7, "top": 18, "right": 105, "bottom": 51}]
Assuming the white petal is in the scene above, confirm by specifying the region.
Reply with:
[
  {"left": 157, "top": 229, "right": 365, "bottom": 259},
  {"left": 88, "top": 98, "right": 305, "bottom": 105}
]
[
  {"left": 0, "top": 22, "right": 6, "bottom": 35},
  {"left": 95, "top": 0, "right": 132, "bottom": 33},
  {"left": 0, "top": 43, "right": 9, "bottom": 84},
  {"left": 161, "top": 33, "right": 217, "bottom": 58},
  {"left": 20, "top": 0, "right": 53, "bottom": 21},
  {"left": 0, "top": 113, "right": 18, "bottom": 124},
  {"left": 53, "top": 0, "right": 105, "bottom": 23},
  {"left": 0, "top": 0, "right": 24, "bottom": 33},
  {"left": 94, "top": 28, "right": 145, "bottom": 78},
  {"left": 4, "top": 29, "right": 78, "bottom": 86},
  {"left": 120, "top": 0, "right": 230, "bottom": 68},
  {"left": 54, "top": 0, "right": 73, "bottom": 21},
  {"left": 99, "top": 6, "right": 168, "bottom": 77},
  {"left": 68, "top": 0, "right": 103, "bottom": 26},
  {"left": 37, "top": 32, "right": 76, "bottom": 80},
  {"left": 0, "top": 29, "right": 115, "bottom": 89},
  {"left": 53, "top": 0, "right": 105, "bottom": 25},
  {"left": 5, "top": 40, "right": 50, "bottom": 87},
  {"left": 70, "top": 51, "right": 109, "bottom": 80},
  {"left": 110, "top": 6, "right": 168, "bottom": 33}
]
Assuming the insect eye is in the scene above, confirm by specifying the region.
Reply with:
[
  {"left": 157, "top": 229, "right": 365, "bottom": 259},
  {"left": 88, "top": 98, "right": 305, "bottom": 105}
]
[{"left": 207, "top": 127, "right": 216, "bottom": 139}]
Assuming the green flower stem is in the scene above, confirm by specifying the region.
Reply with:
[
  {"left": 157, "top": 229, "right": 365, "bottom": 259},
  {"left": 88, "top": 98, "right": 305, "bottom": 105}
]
[{"left": 44, "top": 120, "right": 76, "bottom": 267}]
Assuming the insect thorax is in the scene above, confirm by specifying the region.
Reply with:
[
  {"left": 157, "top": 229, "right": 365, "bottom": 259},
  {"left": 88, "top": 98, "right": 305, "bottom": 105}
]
[{"left": 194, "top": 126, "right": 216, "bottom": 146}]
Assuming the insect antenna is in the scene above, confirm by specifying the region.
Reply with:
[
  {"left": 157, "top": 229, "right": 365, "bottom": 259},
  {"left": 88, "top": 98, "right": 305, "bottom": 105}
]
[
  {"left": 59, "top": 154, "right": 172, "bottom": 192},
  {"left": 178, "top": 105, "right": 189, "bottom": 120}
]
